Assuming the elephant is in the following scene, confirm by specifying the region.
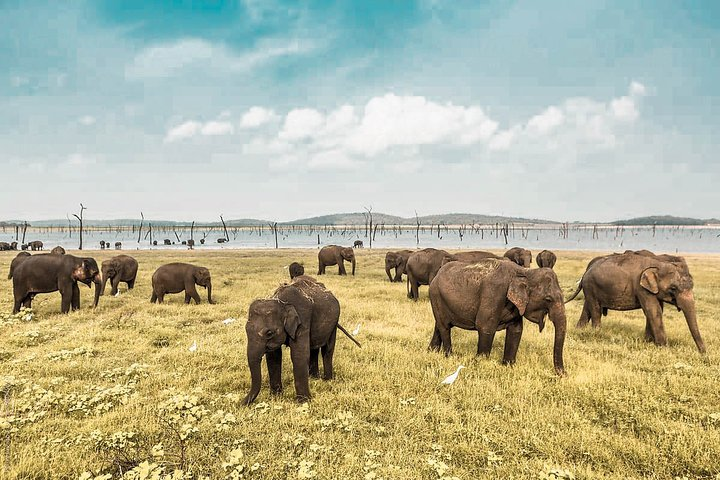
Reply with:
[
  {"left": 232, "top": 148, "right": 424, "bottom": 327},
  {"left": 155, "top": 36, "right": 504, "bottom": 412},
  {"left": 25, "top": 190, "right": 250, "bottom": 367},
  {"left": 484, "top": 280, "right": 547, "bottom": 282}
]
[
  {"left": 100, "top": 240, "right": 106, "bottom": 249},
  {"left": 429, "top": 259, "right": 567, "bottom": 375},
  {"left": 385, "top": 250, "right": 414, "bottom": 282},
  {"left": 444, "top": 250, "right": 500, "bottom": 265},
  {"left": 28, "top": 241, "right": 43, "bottom": 251},
  {"left": 405, "top": 248, "right": 454, "bottom": 300},
  {"left": 152, "top": 240, "right": 158, "bottom": 246},
  {"left": 101, "top": 255, "right": 139, "bottom": 296},
  {"left": 289, "top": 262, "right": 305, "bottom": 279},
  {"left": 566, "top": 251, "right": 705, "bottom": 352},
  {"left": 12, "top": 253, "right": 101, "bottom": 314},
  {"left": 50, "top": 246, "right": 65, "bottom": 255},
  {"left": 150, "top": 263, "right": 214, "bottom": 304},
  {"left": 317, "top": 245, "right": 355, "bottom": 276},
  {"left": 0, "top": 242, "right": 11, "bottom": 251},
  {"left": 241, "top": 276, "right": 360, "bottom": 405},
  {"left": 10, "top": 242, "right": 18, "bottom": 250},
  {"left": 503, "top": 247, "right": 532, "bottom": 267},
  {"left": 21, "top": 244, "right": 28, "bottom": 251},
  {"left": 7, "top": 252, "right": 31, "bottom": 280},
  {"left": 187, "top": 239, "right": 195, "bottom": 249},
  {"left": 164, "top": 239, "right": 172, "bottom": 245},
  {"left": 536, "top": 250, "right": 557, "bottom": 269},
  {"left": 115, "top": 242, "right": 122, "bottom": 250},
  {"left": 200, "top": 239, "right": 206, "bottom": 245},
  {"left": 353, "top": 240, "right": 364, "bottom": 248},
  {"left": 217, "top": 238, "right": 228, "bottom": 244}
]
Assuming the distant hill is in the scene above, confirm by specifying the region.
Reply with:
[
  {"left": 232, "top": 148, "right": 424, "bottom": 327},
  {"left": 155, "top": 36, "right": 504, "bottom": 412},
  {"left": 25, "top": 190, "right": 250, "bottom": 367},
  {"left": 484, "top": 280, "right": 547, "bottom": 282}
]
[
  {"left": 612, "top": 215, "right": 720, "bottom": 226},
  {"left": 286, "top": 212, "right": 557, "bottom": 225}
]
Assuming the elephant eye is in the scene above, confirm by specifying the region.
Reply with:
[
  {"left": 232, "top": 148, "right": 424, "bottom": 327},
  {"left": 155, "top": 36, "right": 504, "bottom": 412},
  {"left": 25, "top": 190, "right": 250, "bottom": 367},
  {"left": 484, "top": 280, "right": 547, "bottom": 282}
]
[{"left": 544, "top": 295, "right": 553, "bottom": 303}]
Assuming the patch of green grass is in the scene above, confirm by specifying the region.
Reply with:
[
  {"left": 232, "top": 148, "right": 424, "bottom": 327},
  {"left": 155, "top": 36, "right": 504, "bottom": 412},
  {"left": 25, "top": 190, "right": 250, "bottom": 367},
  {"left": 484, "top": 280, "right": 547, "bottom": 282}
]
[{"left": 0, "top": 249, "right": 718, "bottom": 479}]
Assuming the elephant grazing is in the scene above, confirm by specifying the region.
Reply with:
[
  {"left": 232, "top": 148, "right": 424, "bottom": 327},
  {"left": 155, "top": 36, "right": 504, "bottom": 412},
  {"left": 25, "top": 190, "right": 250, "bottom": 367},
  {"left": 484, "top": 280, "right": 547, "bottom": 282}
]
[
  {"left": 536, "top": 250, "right": 557, "bottom": 269},
  {"left": 150, "top": 263, "right": 214, "bottom": 304},
  {"left": 566, "top": 251, "right": 705, "bottom": 353},
  {"left": 101, "top": 255, "right": 139, "bottom": 296},
  {"left": 317, "top": 245, "right": 355, "bottom": 276},
  {"left": 503, "top": 247, "right": 532, "bottom": 267},
  {"left": 12, "top": 254, "right": 102, "bottom": 314},
  {"left": 385, "top": 250, "right": 413, "bottom": 282},
  {"left": 429, "top": 259, "right": 567, "bottom": 375},
  {"left": 242, "top": 276, "right": 360, "bottom": 405},
  {"left": 405, "top": 248, "right": 454, "bottom": 300}
]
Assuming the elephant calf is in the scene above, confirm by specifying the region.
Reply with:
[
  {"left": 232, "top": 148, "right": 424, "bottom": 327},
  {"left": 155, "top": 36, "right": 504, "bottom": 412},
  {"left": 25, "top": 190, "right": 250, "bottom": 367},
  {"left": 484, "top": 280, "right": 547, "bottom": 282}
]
[
  {"left": 101, "top": 255, "right": 139, "bottom": 296},
  {"left": 289, "top": 262, "right": 305, "bottom": 279},
  {"left": 536, "top": 250, "right": 557, "bottom": 269},
  {"left": 318, "top": 245, "right": 355, "bottom": 276},
  {"left": 151, "top": 263, "right": 214, "bottom": 304},
  {"left": 385, "top": 250, "right": 413, "bottom": 282}
]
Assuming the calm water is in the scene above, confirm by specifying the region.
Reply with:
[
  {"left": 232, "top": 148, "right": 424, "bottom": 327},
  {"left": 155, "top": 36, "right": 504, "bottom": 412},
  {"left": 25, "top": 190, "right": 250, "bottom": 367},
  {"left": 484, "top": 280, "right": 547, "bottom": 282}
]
[{"left": 3, "top": 225, "right": 719, "bottom": 253}]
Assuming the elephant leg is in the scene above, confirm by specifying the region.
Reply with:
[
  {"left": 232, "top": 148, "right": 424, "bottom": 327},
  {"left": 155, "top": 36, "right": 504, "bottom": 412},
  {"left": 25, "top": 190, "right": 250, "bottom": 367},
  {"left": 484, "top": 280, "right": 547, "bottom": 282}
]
[
  {"left": 186, "top": 284, "right": 202, "bottom": 304},
  {"left": 640, "top": 297, "right": 667, "bottom": 346},
  {"left": 337, "top": 257, "right": 346, "bottom": 275},
  {"left": 437, "top": 325, "right": 453, "bottom": 356},
  {"left": 266, "top": 349, "right": 283, "bottom": 395},
  {"left": 393, "top": 269, "right": 403, "bottom": 283},
  {"left": 502, "top": 320, "right": 524, "bottom": 365},
  {"left": 13, "top": 294, "right": 23, "bottom": 314},
  {"left": 22, "top": 296, "right": 33, "bottom": 309},
  {"left": 127, "top": 278, "right": 136, "bottom": 290},
  {"left": 429, "top": 293, "right": 452, "bottom": 351},
  {"left": 576, "top": 300, "right": 591, "bottom": 328},
  {"left": 289, "top": 343, "right": 311, "bottom": 402},
  {"left": 111, "top": 277, "right": 121, "bottom": 295},
  {"left": 644, "top": 318, "right": 656, "bottom": 342},
  {"left": 309, "top": 348, "right": 320, "bottom": 378},
  {"left": 156, "top": 292, "right": 165, "bottom": 304},
  {"left": 150, "top": 291, "right": 158, "bottom": 303},
  {"left": 60, "top": 285, "right": 73, "bottom": 314},
  {"left": 589, "top": 300, "right": 603, "bottom": 328},
  {"left": 429, "top": 326, "right": 442, "bottom": 351},
  {"left": 321, "top": 330, "right": 337, "bottom": 380},
  {"left": 318, "top": 262, "right": 325, "bottom": 275},
  {"left": 71, "top": 283, "right": 81, "bottom": 311}
]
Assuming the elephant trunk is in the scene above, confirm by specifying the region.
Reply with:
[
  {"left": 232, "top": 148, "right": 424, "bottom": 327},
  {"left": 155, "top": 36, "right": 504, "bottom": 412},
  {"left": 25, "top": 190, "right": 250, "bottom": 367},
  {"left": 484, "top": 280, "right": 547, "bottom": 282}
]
[
  {"left": 93, "top": 274, "right": 102, "bottom": 308},
  {"left": 100, "top": 271, "right": 109, "bottom": 296},
  {"left": 206, "top": 280, "right": 214, "bottom": 304},
  {"left": 549, "top": 302, "right": 567, "bottom": 375},
  {"left": 242, "top": 343, "right": 264, "bottom": 405},
  {"left": 676, "top": 290, "right": 706, "bottom": 354},
  {"left": 351, "top": 257, "right": 356, "bottom": 276},
  {"left": 385, "top": 265, "right": 393, "bottom": 282}
]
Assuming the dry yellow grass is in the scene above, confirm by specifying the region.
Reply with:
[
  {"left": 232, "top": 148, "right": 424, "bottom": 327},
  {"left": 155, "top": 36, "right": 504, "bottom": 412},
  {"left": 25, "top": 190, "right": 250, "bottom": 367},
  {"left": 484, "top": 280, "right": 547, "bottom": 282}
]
[{"left": 0, "top": 248, "right": 719, "bottom": 479}]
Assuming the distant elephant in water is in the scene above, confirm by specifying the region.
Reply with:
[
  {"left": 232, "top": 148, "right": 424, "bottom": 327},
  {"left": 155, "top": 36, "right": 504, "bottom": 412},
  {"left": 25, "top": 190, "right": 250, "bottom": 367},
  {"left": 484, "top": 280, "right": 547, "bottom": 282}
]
[
  {"left": 504, "top": 247, "right": 532, "bottom": 267},
  {"left": 12, "top": 254, "right": 102, "bottom": 313},
  {"left": 405, "top": 248, "right": 454, "bottom": 300},
  {"left": 0, "top": 242, "right": 11, "bottom": 251},
  {"left": 289, "top": 262, "right": 305, "bottom": 279},
  {"left": 8, "top": 252, "right": 31, "bottom": 279},
  {"left": 99, "top": 240, "right": 106, "bottom": 249},
  {"left": 200, "top": 238, "right": 206, "bottom": 245},
  {"left": 217, "top": 238, "right": 228, "bottom": 244},
  {"left": 21, "top": 244, "right": 29, "bottom": 251},
  {"left": 152, "top": 240, "right": 158, "bottom": 246},
  {"left": 28, "top": 241, "right": 43, "bottom": 251},
  {"left": 101, "top": 255, "right": 139, "bottom": 296},
  {"left": 115, "top": 242, "right": 122, "bottom": 250},
  {"left": 151, "top": 263, "right": 214, "bottom": 304},
  {"left": 10, "top": 242, "right": 18, "bottom": 250},
  {"left": 536, "top": 250, "right": 557, "bottom": 269},
  {"left": 187, "top": 239, "right": 195, "bottom": 249},
  {"left": 385, "top": 250, "right": 413, "bottom": 282},
  {"left": 164, "top": 239, "right": 172, "bottom": 245},
  {"left": 318, "top": 245, "right": 355, "bottom": 276},
  {"left": 50, "top": 246, "right": 66, "bottom": 255},
  {"left": 353, "top": 240, "right": 364, "bottom": 248}
]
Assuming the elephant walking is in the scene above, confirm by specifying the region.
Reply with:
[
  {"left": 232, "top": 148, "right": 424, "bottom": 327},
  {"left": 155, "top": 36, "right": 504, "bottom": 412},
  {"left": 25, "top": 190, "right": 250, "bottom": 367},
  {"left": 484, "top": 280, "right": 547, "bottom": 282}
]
[
  {"left": 566, "top": 251, "right": 705, "bottom": 353},
  {"left": 318, "top": 245, "right": 356, "bottom": 276},
  {"left": 101, "top": 255, "right": 139, "bottom": 296},
  {"left": 385, "top": 250, "right": 413, "bottom": 282},
  {"left": 151, "top": 263, "right": 214, "bottom": 304},
  {"left": 429, "top": 259, "right": 567, "bottom": 375},
  {"left": 405, "top": 248, "right": 453, "bottom": 300}
]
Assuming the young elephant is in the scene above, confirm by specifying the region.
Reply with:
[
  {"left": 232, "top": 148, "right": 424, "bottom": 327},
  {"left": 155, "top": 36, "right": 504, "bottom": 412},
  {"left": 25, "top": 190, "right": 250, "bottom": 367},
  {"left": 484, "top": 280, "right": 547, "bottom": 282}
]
[
  {"left": 429, "top": 259, "right": 567, "bottom": 375},
  {"left": 536, "top": 250, "right": 557, "bottom": 269},
  {"left": 503, "top": 247, "right": 532, "bottom": 267},
  {"left": 317, "top": 245, "right": 355, "bottom": 276},
  {"left": 50, "top": 246, "right": 66, "bottom": 255},
  {"left": 12, "top": 254, "right": 102, "bottom": 313},
  {"left": 289, "top": 262, "right": 305, "bottom": 279},
  {"left": 150, "top": 263, "right": 214, "bottom": 304},
  {"left": 7, "top": 251, "right": 31, "bottom": 279},
  {"left": 101, "top": 255, "right": 139, "bottom": 296},
  {"left": 385, "top": 250, "right": 413, "bottom": 282},
  {"left": 242, "top": 277, "right": 360, "bottom": 405},
  {"left": 405, "top": 248, "right": 454, "bottom": 300}
]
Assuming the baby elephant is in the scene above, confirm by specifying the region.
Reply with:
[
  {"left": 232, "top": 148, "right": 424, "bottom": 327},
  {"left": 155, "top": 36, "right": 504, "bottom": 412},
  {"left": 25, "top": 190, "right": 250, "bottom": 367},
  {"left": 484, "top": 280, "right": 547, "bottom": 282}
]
[
  {"left": 151, "top": 263, "right": 214, "bottom": 304},
  {"left": 288, "top": 262, "right": 305, "bottom": 279},
  {"left": 536, "top": 250, "right": 557, "bottom": 269}
]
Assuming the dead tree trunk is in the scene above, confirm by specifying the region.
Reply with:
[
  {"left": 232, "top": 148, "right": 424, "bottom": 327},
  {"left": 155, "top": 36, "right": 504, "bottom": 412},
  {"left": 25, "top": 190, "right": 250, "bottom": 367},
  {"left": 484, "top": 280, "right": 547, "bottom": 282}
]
[
  {"left": 138, "top": 212, "right": 144, "bottom": 244},
  {"left": 220, "top": 215, "right": 229, "bottom": 242},
  {"left": 72, "top": 203, "right": 87, "bottom": 250}
]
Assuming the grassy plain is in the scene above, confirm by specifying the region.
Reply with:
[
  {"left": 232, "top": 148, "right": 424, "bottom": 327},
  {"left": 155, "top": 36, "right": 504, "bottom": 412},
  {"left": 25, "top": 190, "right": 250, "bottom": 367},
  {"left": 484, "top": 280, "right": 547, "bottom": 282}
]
[{"left": 0, "top": 248, "right": 719, "bottom": 479}]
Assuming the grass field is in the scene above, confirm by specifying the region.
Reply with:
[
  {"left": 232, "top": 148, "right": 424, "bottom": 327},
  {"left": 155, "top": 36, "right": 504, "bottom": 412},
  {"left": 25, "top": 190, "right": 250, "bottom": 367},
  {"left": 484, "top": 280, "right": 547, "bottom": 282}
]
[{"left": 0, "top": 249, "right": 719, "bottom": 479}]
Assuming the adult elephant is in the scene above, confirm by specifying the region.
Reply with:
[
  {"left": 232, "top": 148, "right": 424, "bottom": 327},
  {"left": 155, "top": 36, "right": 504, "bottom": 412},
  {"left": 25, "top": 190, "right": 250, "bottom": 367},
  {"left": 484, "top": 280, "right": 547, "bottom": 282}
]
[
  {"left": 536, "top": 250, "right": 557, "bottom": 269},
  {"left": 101, "top": 255, "right": 139, "bottom": 296},
  {"left": 242, "top": 276, "right": 359, "bottom": 405},
  {"left": 10, "top": 242, "right": 17, "bottom": 250},
  {"left": 444, "top": 250, "right": 499, "bottom": 265},
  {"left": 150, "top": 263, "right": 214, "bottom": 304},
  {"left": 28, "top": 241, "right": 43, "bottom": 251},
  {"left": 385, "top": 250, "right": 413, "bottom": 282},
  {"left": 429, "top": 259, "right": 567, "bottom": 375},
  {"left": 164, "top": 239, "right": 172, "bottom": 245},
  {"left": 50, "top": 246, "right": 65, "bottom": 255},
  {"left": 504, "top": 247, "right": 532, "bottom": 267},
  {"left": 0, "top": 242, "right": 10, "bottom": 251},
  {"left": 317, "top": 245, "right": 355, "bottom": 276},
  {"left": 353, "top": 240, "right": 364, "bottom": 248},
  {"left": 7, "top": 252, "right": 31, "bottom": 279},
  {"left": 566, "top": 252, "right": 705, "bottom": 353},
  {"left": 405, "top": 248, "right": 454, "bottom": 301},
  {"left": 114, "top": 242, "right": 122, "bottom": 250},
  {"left": 12, "top": 254, "right": 101, "bottom": 313}
]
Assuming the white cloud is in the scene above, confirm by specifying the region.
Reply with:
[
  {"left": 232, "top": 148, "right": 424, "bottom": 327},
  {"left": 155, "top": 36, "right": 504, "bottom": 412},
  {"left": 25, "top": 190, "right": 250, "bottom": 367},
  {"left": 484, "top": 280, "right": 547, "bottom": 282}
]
[
  {"left": 307, "top": 150, "right": 362, "bottom": 171},
  {"left": 64, "top": 154, "right": 96, "bottom": 166},
  {"left": 201, "top": 121, "right": 234, "bottom": 136},
  {"left": 488, "top": 129, "right": 517, "bottom": 151},
  {"left": 240, "top": 107, "right": 278, "bottom": 128},
  {"left": 79, "top": 115, "right": 96, "bottom": 126},
  {"left": 527, "top": 106, "right": 564, "bottom": 135},
  {"left": 164, "top": 121, "right": 203, "bottom": 143},
  {"left": 279, "top": 108, "right": 325, "bottom": 141}
]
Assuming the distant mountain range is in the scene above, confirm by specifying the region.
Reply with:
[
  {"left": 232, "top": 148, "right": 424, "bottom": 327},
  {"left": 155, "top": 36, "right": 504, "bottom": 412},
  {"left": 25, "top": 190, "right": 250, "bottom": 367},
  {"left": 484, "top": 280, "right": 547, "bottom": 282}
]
[{"left": 0, "top": 213, "right": 718, "bottom": 227}]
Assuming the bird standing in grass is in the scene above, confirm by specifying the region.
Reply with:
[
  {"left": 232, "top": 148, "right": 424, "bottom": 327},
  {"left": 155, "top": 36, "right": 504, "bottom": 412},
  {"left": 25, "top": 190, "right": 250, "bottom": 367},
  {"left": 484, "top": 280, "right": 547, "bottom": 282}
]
[
  {"left": 189, "top": 340, "right": 197, "bottom": 353},
  {"left": 441, "top": 365, "right": 464, "bottom": 385},
  {"left": 352, "top": 323, "right": 361, "bottom": 336}
]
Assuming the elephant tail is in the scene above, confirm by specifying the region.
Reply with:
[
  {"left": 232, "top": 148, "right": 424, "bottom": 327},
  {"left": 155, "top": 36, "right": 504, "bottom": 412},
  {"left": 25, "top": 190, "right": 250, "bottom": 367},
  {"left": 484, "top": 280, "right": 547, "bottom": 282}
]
[
  {"left": 337, "top": 323, "right": 362, "bottom": 348},
  {"left": 564, "top": 279, "right": 583, "bottom": 303}
]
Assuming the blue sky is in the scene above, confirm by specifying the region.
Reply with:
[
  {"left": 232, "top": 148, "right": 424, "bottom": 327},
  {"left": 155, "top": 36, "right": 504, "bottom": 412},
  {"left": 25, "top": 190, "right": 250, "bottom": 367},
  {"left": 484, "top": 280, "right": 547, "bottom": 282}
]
[{"left": 1, "top": 0, "right": 718, "bottom": 221}]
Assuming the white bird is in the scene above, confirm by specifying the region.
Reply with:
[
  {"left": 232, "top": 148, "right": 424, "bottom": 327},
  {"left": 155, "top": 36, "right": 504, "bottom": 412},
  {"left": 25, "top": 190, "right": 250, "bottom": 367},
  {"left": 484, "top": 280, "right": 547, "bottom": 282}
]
[
  {"left": 114, "top": 291, "right": 121, "bottom": 297},
  {"left": 441, "top": 365, "right": 464, "bottom": 385},
  {"left": 189, "top": 340, "right": 197, "bottom": 353},
  {"left": 222, "top": 318, "right": 236, "bottom": 325},
  {"left": 351, "top": 323, "right": 361, "bottom": 336}
]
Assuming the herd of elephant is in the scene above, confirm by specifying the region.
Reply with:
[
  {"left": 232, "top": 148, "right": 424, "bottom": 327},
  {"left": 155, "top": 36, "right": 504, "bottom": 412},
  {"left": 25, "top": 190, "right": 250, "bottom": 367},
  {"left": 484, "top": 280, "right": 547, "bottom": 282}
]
[{"left": 1, "top": 243, "right": 707, "bottom": 404}]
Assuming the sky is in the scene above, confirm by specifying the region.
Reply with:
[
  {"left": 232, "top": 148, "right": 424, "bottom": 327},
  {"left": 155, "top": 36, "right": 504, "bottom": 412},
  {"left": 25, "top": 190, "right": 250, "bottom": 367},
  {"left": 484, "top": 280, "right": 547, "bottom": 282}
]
[{"left": 1, "top": 0, "right": 718, "bottom": 222}]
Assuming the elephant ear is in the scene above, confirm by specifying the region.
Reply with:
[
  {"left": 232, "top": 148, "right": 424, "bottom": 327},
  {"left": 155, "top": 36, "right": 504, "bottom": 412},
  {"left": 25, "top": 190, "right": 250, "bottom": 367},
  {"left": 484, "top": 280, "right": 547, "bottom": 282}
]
[
  {"left": 507, "top": 275, "right": 529, "bottom": 316},
  {"left": 283, "top": 304, "right": 301, "bottom": 340},
  {"left": 640, "top": 267, "right": 660, "bottom": 294}
]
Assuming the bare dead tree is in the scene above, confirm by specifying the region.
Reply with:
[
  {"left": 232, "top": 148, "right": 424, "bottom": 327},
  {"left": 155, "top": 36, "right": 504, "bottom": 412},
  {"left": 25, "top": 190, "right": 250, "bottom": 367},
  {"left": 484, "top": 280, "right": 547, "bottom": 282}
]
[
  {"left": 66, "top": 214, "right": 72, "bottom": 238},
  {"left": 72, "top": 203, "right": 87, "bottom": 250},
  {"left": 190, "top": 221, "right": 195, "bottom": 242},
  {"left": 363, "top": 206, "right": 373, "bottom": 248},
  {"left": 137, "top": 212, "right": 144, "bottom": 243},
  {"left": 220, "top": 215, "right": 229, "bottom": 242},
  {"left": 269, "top": 222, "right": 279, "bottom": 248},
  {"left": 415, "top": 210, "right": 421, "bottom": 246}
]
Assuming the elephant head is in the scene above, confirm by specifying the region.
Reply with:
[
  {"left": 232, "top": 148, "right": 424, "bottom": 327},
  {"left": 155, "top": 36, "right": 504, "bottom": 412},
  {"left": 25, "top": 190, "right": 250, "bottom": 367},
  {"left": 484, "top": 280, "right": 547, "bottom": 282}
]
[
  {"left": 340, "top": 247, "right": 356, "bottom": 275},
  {"left": 289, "top": 262, "right": 305, "bottom": 279},
  {"left": 72, "top": 258, "right": 102, "bottom": 307},
  {"left": 504, "top": 247, "right": 532, "bottom": 267},
  {"left": 193, "top": 267, "right": 214, "bottom": 304},
  {"left": 640, "top": 262, "right": 704, "bottom": 353},
  {"left": 385, "top": 252, "right": 405, "bottom": 280},
  {"left": 507, "top": 268, "right": 567, "bottom": 374}
]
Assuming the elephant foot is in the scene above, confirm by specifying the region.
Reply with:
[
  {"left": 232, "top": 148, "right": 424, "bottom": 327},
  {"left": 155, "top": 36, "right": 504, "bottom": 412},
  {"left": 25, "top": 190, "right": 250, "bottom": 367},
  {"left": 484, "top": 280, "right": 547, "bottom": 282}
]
[
  {"left": 270, "top": 387, "right": 283, "bottom": 395},
  {"left": 295, "top": 395, "right": 310, "bottom": 403},
  {"left": 309, "top": 371, "right": 321, "bottom": 379},
  {"left": 322, "top": 374, "right": 333, "bottom": 381}
]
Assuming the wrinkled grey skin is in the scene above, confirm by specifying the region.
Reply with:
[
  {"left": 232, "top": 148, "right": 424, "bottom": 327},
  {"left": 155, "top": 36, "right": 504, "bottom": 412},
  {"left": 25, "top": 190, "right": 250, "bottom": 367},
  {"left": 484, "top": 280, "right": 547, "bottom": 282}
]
[
  {"left": 12, "top": 254, "right": 101, "bottom": 313},
  {"left": 385, "top": 250, "right": 413, "bottom": 282},
  {"left": 242, "top": 277, "right": 342, "bottom": 405},
  {"left": 441, "top": 250, "right": 500, "bottom": 266},
  {"left": 503, "top": 247, "right": 532, "bottom": 267},
  {"left": 50, "top": 246, "right": 66, "bottom": 255},
  {"left": 101, "top": 255, "right": 139, "bottom": 296},
  {"left": 318, "top": 245, "right": 356, "bottom": 276},
  {"left": 406, "top": 248, "right": 455, "bottom": 301},
  {"left": 7, "top": 252, "right": 31, "bottom": 280},
  {"left": 566, "top": 251, "right": 705, "bottom": 353},
  {"left": 536, "top": 250, "right": 557, "bottom": 269},
  {"left": 429, "top": 259, "right": 567, "bottom": 375},
  {"left": 150, "top": 263, "right": 214, "bottom": 304}
]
